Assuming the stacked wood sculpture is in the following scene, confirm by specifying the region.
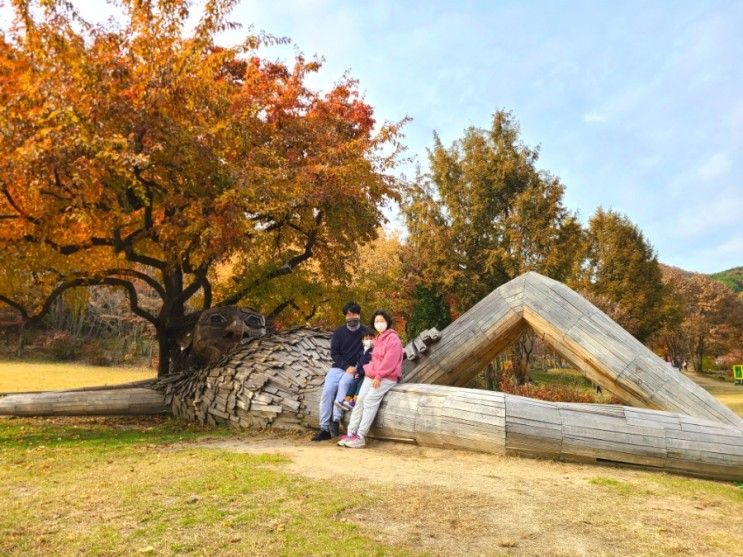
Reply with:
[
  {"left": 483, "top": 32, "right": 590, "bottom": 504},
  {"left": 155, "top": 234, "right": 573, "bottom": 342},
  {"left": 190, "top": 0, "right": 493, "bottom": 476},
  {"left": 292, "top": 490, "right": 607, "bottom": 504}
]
[{"left": 1, "top": 272, "right": 741, "bottom": 480}]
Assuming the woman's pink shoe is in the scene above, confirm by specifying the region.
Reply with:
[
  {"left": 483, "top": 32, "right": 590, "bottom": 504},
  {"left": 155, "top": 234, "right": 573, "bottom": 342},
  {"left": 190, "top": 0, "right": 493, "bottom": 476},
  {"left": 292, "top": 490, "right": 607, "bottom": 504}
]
[
  {"left": 337, "top": 433, "right": 353, "bottom": 447},
  {"left": 344, "top": 434, "right": 366, "bottom": 448}
]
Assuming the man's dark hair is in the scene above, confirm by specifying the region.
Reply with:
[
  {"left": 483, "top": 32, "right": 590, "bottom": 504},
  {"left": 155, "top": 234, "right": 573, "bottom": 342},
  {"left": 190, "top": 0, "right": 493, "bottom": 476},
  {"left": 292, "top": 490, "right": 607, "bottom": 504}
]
[
  {"left": 342, "top": 301, "right": 361, "bottom": 315},
  {"left": 371, "top": 309, "right": 393, "bottom": 329}
]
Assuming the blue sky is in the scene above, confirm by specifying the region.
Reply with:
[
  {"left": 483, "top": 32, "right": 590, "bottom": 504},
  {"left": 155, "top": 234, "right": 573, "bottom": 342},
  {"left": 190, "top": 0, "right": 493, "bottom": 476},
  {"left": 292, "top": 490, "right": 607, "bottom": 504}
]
[
  {"left": 5, "top": 1, "right": 742, "bottom": 273},
  {"left": 229, "top": 1, "right": 743, "bottom": 274}
]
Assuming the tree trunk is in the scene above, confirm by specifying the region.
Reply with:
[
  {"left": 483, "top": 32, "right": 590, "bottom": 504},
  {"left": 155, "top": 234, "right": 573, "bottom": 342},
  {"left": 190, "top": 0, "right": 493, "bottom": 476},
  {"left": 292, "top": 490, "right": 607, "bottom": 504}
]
[
  {"left": 511, "top": 333, "right": 533, "bottom": 386},
  {"left": 484, "top": 358, "right": 502, "bottom": 389},
  {"left": 15, "top": 320, "right": 26, "bottom": 358},
  {"left": 693, "top": 336, "right": 704, "bottom": 372},
  {"left": 483, "top": 365, "right": 494, "bottom": 390},
  {"left": 156, "top": 329, "right": 170, "bottom": 376}
]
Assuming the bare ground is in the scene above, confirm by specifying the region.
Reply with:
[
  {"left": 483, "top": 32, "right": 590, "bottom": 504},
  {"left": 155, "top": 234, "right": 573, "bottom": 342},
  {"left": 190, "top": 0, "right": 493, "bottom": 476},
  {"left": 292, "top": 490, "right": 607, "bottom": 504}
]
[{"left": 198, "top": 433, "right": 743, "bottom": 557}]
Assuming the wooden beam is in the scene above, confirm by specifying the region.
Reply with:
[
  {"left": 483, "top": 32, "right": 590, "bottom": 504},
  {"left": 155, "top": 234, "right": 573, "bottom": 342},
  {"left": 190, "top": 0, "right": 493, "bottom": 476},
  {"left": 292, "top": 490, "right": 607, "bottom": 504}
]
[{"left": 403, "top": 271, "right": 743, "bottom": 429}]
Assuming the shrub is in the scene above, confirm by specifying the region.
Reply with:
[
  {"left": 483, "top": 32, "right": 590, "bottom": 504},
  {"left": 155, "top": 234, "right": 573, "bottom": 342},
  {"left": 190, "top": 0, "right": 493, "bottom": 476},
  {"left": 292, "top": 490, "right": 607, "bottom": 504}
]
[
  {"left": 36, "top": 330, "right": 79, "bottom": 361},
  {"left": 80, "top": 341, "right": 113, "bottom": 367},
  {"left": 499, "top": 374, "right": 622, "bottom": 404}
]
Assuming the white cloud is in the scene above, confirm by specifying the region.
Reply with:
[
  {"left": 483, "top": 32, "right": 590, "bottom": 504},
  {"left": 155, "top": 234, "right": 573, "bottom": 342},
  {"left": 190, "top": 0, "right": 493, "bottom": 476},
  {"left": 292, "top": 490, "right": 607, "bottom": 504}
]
[
  {"left": 583, "top": 111, "right": 607, "bottom": 124},
  {"left": 712, "top": 235, "right": 743, "bottom": 257},
  {"left": 697, "top": 152, "right": 732, "bottom": 181}
]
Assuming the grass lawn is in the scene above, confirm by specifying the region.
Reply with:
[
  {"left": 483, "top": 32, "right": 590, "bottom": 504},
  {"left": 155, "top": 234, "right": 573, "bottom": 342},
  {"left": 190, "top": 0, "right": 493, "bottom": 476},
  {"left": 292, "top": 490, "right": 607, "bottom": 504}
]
[
  {"left": 1, "top": 363, "right": 742, "bottom": 555},
  {"left": 682, "top": 370, "right": 743, "bottom": 418},
  {"left": 1, "top": 417, "right": 742, "bottom": 557},
  {"left": 0, "top": 417, "right": 409, "bottom": 556},
  {"left": 530, "top": 367, "right": 590, "bottom": 387},
  {"left": 0, "top": 361, "right": 156, "bottom": 393}
]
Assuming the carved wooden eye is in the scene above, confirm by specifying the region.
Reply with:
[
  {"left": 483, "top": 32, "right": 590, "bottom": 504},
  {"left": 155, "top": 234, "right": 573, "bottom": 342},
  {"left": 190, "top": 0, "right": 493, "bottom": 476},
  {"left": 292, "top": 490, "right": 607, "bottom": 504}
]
[
  {"left": 245, "top": 315, "right": 264, "bottom": 328},
  {"left": 209, "top": 314, "right": 226, "bottom": 324}
]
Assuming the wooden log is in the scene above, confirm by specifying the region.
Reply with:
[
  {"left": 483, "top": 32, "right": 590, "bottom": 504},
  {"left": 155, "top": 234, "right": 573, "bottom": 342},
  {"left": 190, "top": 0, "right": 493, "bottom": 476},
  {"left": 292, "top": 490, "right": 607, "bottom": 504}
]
[
  {"left": 0, "top": 388, "right": 168, "bottom": 416},
  {"left": 403, "top": 271, "right": 743, "bottom": 429},
  {"left": 413, "top": 337, "right": 428, "bottom": 354},
  {"left": 403, "top": 342, "right": 419, "bottom": 361}
]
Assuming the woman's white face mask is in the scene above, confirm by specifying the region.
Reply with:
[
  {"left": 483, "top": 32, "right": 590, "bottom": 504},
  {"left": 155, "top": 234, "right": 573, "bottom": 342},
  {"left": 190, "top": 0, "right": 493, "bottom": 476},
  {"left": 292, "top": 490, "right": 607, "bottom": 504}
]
[{"left": 374, "top": 320, "right": 387, "bottom": 333}]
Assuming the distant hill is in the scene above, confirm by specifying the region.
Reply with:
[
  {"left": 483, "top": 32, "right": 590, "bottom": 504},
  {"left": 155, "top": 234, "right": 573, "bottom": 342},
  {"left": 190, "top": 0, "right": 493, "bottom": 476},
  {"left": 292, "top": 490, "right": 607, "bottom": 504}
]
[{"left": 709, "top": 267, "right": 743, "bottom": 293}]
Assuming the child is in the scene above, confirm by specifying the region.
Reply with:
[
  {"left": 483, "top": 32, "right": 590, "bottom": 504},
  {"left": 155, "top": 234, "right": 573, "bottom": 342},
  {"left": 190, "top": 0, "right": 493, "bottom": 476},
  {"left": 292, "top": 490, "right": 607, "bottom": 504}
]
[{"left": 335, "top": 329, "right": 374, "bottom": 412}]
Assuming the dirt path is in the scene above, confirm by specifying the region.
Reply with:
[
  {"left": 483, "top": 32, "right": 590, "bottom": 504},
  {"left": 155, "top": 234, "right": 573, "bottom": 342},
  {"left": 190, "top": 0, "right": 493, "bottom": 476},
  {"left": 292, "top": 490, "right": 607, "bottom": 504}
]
[{"left": 199, "top": 434, "right": 743, "bottom": 556}]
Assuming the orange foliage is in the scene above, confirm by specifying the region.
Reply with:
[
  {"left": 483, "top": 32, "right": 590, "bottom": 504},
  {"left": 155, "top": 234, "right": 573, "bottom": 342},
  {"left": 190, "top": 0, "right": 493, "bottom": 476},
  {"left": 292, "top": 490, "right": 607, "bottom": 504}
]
[{"left": 0, "top": 0, "right": 405, "bottom": 374}]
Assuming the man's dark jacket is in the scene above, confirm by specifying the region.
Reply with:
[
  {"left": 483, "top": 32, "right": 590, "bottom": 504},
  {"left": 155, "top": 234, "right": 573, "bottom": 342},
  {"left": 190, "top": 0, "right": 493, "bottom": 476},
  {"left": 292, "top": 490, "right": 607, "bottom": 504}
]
[{"left": 330, "top": 325, "right": 364, "bottom": 370}]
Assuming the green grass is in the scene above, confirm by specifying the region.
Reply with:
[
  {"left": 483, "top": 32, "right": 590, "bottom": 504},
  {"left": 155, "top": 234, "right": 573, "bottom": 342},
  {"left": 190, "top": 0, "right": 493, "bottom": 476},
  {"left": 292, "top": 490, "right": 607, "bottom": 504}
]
[
  {"left": 530, "top": 368, "right": 594, "bottom": 388},
  {"left": 589, "top": 476, "right": 649, "bottom": 497},
  {"left": 0, "top": 417, "right": 412, "bottom": 556},
  {"left": 649, "top": 474, "right": 743, "bottom": 504},
  {"left": 0, "top": 360, "right": 155, "bottom": 393}
]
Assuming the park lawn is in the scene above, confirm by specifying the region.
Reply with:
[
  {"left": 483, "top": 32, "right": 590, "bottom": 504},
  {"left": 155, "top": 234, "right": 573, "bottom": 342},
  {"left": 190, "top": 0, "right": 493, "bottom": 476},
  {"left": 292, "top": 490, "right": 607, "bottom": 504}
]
[
  {"left": 0, "top": 361, "right": 156, "bottom": 393},
  {"left": 0, "top": 416, "right": 411, "bottom": 557},
  {"left": 714, "top": 391, "right": 743, "bottom": 417},
  {"left": 683, "top": 370, "right": 743, "bottom": 418},
  {"left": 530, "top": 367, "right": 590, "bottom": 387},
  {"left": 1, "top": 417, "right": 742, "bottom": 557}
]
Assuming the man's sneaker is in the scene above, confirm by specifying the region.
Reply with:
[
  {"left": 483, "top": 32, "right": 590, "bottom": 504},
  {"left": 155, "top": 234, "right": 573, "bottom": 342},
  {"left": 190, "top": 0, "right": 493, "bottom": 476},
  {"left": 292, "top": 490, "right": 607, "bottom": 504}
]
[
  {"left": 311, "top": 429, "right": 331, "bottom": 442},
  {"left": 344, "top": 434, "right": 366, "bottom": 448},
  {"left": 329, "top": 420, "right": 340, "bottom": 438},
  {"left": 337, "top": 433, "right": 352, "bottom": 447}
]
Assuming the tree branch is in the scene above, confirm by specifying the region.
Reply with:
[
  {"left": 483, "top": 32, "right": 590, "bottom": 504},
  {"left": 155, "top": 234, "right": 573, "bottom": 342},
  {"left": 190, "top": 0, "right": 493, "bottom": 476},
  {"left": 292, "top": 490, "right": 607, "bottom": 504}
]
[
  {"left": 29, "top": 277, "right": 159, "bottom": 327},
  {"left": 201, "top": 275, "right": 212, "bottom": 309},
  {"left": 266, "top": 299, "right": 299, "bottom": 322},
  {"left": 66, "top": 268, "right": 166, "bottom": 300},
  {"left": 0, "top": 294, "right": 31, "bottom": 321},
  {"left": 113, "top": 228, "right": 166, "bottom": 270},
  {"left": 2, "top": 187, "right": 40, "bottom": 225},
  {"left": 218, "top": 210, "right": 324, "bottom": 306},
  {"left": 171, "top": 256, "right": 213, "bottom": 308}
]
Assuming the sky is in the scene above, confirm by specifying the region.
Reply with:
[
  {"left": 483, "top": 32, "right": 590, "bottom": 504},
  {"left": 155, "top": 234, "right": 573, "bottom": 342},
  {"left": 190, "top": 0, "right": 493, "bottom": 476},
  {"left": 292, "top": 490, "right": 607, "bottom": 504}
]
[
  {"left": 4, "top": 1, "right": 742, "bottom": 273},
  {"left": 229, "top": 0, "right": 743, "bottom": 274}
]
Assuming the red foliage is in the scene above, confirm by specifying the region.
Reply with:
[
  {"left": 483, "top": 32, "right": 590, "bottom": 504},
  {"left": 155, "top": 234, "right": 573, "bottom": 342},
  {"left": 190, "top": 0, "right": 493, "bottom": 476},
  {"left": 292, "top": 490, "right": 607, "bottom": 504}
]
[{"left": 498, "top": 375, "right": 620, "bottom": 404}]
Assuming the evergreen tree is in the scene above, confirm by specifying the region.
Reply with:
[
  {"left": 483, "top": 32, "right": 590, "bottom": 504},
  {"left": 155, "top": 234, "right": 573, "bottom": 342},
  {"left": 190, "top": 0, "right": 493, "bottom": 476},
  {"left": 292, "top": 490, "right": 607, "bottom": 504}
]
[
  {"left": 576, "top": 209, "right": 665, "bottom": 342},
  {"left": 406, "top": 285, "right": 452, "bottom": 339}
]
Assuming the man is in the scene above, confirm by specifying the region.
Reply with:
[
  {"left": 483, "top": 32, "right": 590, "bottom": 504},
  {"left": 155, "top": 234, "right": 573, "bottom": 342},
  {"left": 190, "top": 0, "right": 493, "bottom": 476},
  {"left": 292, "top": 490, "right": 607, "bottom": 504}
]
[{"left": 312, "top": 301, "right": 365, "bottom": 441}]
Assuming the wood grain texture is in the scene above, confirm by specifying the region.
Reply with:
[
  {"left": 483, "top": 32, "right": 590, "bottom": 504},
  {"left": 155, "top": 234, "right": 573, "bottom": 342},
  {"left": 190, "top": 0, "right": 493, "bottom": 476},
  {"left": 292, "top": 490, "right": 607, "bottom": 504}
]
[
  {"left": 0, "top": 387, "right": 168, "bottom": 416},
  {"left": 404, "top": 271, "right": 743, "bottom": 429}
]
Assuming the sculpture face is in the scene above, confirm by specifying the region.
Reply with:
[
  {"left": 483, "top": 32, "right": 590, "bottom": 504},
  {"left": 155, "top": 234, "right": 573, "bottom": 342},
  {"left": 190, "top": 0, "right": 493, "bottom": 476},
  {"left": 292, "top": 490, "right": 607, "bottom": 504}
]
[{"left": 190, "top": 306, "right": 266, "bottom": 364}]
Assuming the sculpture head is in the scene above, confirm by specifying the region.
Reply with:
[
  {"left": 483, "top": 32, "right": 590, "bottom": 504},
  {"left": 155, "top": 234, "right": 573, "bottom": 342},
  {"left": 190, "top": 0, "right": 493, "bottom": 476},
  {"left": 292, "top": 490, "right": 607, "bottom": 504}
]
[{"left": 187, "top": 306, "right": 267, "bottom": 365}]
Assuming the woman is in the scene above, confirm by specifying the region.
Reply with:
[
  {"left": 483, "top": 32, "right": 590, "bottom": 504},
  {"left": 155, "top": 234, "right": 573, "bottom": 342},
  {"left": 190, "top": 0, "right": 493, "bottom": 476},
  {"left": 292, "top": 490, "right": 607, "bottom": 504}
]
[{"left": 338, "top": 309, "right": 403, "bottom": 448}]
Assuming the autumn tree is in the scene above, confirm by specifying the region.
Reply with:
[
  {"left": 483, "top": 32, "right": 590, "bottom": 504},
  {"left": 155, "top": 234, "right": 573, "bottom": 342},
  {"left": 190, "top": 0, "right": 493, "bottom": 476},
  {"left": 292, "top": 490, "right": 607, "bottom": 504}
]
[
  {"left": 291, "top": 228, "right": 409, "bottom": 332},
  {"left": 657, "top": 265, "right": 743, "bottom": 371},
  {"left": 0, "top": 0, "right": 404, "bottom": 375},
  {"left": 574, "top": 209, "right": 665, "bottom": 343},
  {"left": 402, "top": 110, "right": 582, "bottom": 383}
]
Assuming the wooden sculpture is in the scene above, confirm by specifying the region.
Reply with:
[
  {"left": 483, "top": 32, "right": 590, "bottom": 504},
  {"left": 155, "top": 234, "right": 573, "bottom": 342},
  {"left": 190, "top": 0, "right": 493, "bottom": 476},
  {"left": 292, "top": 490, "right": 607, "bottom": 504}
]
[{"left": 1, "top": 272, "right": 741, "bottom": 481}]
